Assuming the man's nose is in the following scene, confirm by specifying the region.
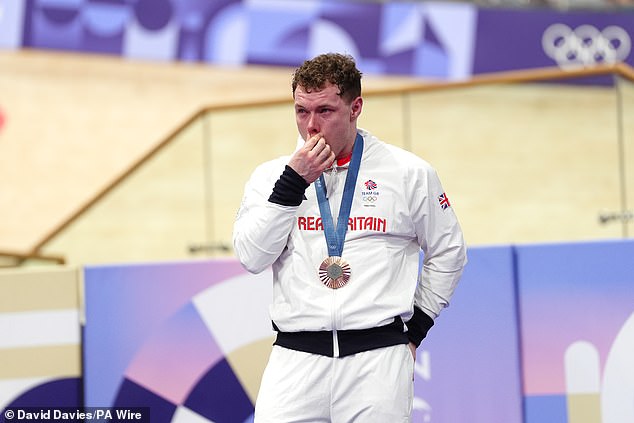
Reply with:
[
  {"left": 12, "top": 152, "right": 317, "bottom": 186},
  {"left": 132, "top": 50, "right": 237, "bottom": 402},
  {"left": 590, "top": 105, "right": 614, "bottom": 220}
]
[{"left": 307, "top": 113, "right": 319, "bottom": 134}]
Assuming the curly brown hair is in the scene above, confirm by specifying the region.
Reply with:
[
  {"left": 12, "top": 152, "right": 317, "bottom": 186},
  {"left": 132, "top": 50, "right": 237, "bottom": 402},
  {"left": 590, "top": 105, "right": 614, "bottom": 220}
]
[{"left": 291, "top": 53, "right": 362, "bottom": 104}]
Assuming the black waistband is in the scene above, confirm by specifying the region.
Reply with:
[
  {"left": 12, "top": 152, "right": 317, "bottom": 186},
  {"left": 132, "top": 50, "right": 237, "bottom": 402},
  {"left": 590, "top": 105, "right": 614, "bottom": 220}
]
[{"left": 273, "top": 316, "right": 408, "bottom": 358}]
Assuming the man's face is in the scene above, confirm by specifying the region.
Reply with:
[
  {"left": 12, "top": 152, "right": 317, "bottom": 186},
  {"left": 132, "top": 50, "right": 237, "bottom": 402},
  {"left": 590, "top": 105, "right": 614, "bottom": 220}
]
[{"left": 294, "top": 82, "right": 362, "bottom": 158}]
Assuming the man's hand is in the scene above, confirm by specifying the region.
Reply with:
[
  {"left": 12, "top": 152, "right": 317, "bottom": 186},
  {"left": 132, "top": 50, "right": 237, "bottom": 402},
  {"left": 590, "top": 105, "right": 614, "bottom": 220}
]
[
  {"left": 288, "top": 133, "right": 335, "bottom": 184},
  {"left": 409, "top": 342, "right": 416, "bottom": 361}
]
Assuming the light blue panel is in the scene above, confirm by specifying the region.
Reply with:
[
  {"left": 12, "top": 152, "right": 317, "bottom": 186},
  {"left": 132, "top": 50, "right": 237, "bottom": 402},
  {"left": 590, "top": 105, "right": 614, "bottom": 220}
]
[
  {"left": 379, "top": 3, "right": 422, "bottom": 56},
  {"left": 525, "top": 395, "right": 568, "bottom": 423},
  {"left": 415, "top": 42, "right": 448, "bottom": 78},
  {"left": 415, "top": 246, "right": 523, "bottom": 423},
  {"left": 245, "top": 0, "right": 319, "bottom": 64},
  {"left": 204, "top": 3, "right": 247, "bottom": 64},
  {"left": 0, "top": 1, "right": 26, "bottom": 48}
]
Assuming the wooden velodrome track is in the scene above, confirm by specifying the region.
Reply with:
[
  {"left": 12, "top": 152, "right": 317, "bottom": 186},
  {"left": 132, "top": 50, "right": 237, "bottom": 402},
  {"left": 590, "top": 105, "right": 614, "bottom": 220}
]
[
  {"left": 0, "top": 50, "right": 632, "bottom": 265},
  {"left": 0, "top": 50, "right": 428, "bottom": 264}
]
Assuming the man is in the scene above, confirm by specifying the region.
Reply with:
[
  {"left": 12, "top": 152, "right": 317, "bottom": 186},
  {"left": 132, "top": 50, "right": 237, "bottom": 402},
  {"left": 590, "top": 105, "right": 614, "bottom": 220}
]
[{"left": 233, "top": 53, "right": 466, "bottom": 422}]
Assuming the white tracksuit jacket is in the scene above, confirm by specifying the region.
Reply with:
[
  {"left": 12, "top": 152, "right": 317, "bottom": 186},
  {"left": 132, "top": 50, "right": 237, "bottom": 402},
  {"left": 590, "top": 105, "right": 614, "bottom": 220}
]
[{"left": 233, "top": 129, "right": 466, "bottom": 341}]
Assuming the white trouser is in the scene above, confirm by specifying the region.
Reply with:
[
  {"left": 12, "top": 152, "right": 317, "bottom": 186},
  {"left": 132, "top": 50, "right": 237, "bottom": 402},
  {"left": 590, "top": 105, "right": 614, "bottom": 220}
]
[{"left": 254, "top": 344, "right": 414, "bottom": 423}]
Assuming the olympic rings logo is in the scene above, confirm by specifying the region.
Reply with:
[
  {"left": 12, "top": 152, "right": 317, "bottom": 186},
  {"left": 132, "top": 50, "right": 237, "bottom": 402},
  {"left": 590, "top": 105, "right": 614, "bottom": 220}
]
[
  {"left": 363, "top": 196, "right": 377, "bottom": 202},
  {"left": 542, "top": 24, "right": 631, "bottom": 68}
]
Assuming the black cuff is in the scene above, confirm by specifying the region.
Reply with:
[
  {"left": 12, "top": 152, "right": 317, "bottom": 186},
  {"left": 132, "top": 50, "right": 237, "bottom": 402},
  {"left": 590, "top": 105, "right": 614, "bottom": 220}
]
[
  {"left": 268, "top": 165, "right": 310, "bottom": 206},
  {"left": 406, "top": 306, "right": 435, "bottom": 347}
]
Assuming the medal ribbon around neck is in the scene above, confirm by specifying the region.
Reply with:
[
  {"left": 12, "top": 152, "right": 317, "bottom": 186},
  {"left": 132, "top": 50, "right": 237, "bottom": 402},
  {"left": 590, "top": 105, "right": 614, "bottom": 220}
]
[{"left": 314, "top": 133, "right": 364, "bottom": 288}]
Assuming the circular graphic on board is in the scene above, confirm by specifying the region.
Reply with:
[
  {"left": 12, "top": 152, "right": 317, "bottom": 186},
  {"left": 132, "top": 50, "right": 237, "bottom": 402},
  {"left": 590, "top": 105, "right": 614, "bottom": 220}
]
[{"left": 112, "top": 272, "right": 274, "bottom": 423}]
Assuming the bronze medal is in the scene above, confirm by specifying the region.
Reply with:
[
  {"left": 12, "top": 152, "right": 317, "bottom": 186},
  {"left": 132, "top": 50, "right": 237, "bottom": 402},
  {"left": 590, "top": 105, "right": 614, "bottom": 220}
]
[{"left": 319, "top": 256, "right": 351, "bottom": 289}]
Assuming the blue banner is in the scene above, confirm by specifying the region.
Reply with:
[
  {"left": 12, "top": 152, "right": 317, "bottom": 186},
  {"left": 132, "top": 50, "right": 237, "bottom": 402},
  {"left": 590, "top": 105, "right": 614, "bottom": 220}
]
[{"left": 5, "top": 1, "right": 630, "bottom": 81}]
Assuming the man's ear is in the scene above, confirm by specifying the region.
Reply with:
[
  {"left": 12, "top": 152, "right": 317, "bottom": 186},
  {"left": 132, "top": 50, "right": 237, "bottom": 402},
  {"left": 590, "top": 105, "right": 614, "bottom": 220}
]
[{"left": 351, "top": 97, "right": 363, "bottom": 119}]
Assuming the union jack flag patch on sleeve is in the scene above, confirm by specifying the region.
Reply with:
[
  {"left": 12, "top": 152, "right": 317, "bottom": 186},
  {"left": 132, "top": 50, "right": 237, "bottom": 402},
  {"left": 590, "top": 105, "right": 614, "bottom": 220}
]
[{"left": 438, "top": 192, "right": 451, "bottom": 210}]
